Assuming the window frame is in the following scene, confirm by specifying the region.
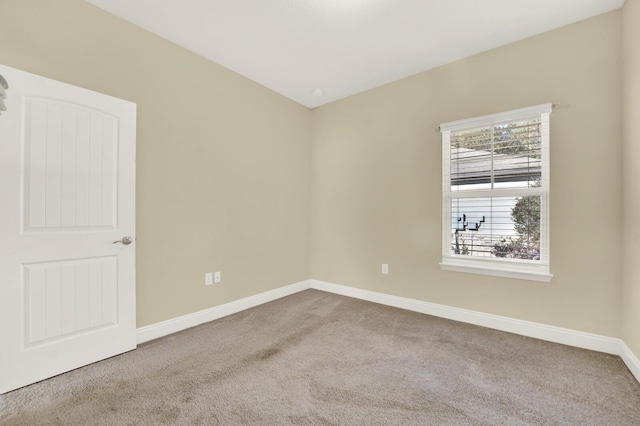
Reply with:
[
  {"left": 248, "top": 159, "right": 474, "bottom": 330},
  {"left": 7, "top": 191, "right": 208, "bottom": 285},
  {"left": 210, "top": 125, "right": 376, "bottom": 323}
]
[{"left": 439, "top": 103, "right": 553, "bottom": 282}]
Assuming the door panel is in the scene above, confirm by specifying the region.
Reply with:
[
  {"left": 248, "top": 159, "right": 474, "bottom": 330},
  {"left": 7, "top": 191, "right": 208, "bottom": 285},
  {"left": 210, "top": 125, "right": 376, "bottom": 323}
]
[
  {"left": 24, "top": 98, "right": 119, "bottom": 231},
  {"left": 23, "top": 257, "right": 118, "bottom": 346},
  {"left": 0, "top": 64, "right": 137, "bottom": 394}
]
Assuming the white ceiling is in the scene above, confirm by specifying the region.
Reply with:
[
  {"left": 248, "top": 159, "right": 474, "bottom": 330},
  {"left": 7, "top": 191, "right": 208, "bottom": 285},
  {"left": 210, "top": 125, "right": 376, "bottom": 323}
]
[{"left": 86, "top": 0, "right": 624, "bottom": 109}]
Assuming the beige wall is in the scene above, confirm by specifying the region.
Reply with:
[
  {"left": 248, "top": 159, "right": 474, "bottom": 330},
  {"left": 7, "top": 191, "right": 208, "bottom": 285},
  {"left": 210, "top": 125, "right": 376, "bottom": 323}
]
[
  {"left": 0, "top": 0, "right": 312, "bottom": 327},
  {"left": 623, "top": 0, "right": 640, "bottom": 355},
  {"left": 311, "top": 11, "right": 623, "bottom": 336},
  {"left": 0, "top": 1, "right": 631, "bottom": 344}
]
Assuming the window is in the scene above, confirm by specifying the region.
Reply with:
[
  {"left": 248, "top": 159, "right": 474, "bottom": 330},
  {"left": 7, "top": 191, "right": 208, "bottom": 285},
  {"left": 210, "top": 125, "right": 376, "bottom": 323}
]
[{"left": 439, "top": 104, "right": 552, "bottom": 282}]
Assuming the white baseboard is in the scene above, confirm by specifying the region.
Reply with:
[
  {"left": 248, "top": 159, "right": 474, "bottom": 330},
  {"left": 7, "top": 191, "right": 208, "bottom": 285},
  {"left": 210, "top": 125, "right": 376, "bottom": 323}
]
[
  {"left": 309, "top": 279, "right": 622, "bottom": 355},
  {"left": 621, "top": 341, "right": 640, "bottom": 383},
  {"left": 134, "top": 277, "right": 639, "bottom": 384},
  {"left": 136, "top": 280, "right": 311, "bottom": 344}
]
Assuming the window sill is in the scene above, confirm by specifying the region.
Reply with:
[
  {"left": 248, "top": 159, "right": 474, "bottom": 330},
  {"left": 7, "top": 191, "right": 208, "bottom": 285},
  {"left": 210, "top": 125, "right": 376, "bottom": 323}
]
[{"left": 440, "top": 259, "right": 553, "bottom": 282}]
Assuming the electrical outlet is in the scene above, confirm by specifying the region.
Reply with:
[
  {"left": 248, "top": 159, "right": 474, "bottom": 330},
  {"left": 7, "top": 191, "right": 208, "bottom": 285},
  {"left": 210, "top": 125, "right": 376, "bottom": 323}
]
[
  {"left": 382, "top": 264, "right": 389, "bottom": 274},
  {"left": 205, "top": 272, "right": 213, "bottom": 286},
  {"left": 214, "top": 271, "right": 221, "bottom": 283}
]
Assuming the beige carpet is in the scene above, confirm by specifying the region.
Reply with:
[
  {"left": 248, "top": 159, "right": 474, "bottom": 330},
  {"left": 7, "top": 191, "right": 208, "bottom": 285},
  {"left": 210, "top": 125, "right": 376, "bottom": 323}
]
[{"left": 1, "top": 289, "right": 639, "bottom": 425}]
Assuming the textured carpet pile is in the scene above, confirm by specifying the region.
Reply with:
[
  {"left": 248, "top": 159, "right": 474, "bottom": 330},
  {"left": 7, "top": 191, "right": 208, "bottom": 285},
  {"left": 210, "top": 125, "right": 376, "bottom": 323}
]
[{"left": 1, "top": 289, "right": 639, "bottom": 425}]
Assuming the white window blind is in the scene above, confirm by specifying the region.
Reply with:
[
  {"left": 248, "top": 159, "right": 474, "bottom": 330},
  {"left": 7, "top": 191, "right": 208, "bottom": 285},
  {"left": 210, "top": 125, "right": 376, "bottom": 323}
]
[{"left": 440, "top": 104, "right": 552, "bottom": 282}]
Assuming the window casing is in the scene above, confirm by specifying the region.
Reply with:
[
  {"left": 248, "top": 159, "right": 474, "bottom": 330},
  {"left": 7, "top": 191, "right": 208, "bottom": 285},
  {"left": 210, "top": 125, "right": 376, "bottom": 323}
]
[{"left": 440, "top": 104, "right": 552, "bottom": 282}]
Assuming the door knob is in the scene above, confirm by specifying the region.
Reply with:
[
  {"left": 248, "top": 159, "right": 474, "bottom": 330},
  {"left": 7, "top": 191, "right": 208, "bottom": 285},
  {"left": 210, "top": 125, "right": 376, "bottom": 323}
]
[{"left": 113, "top": 236, "right": 133, "bottom": 245}]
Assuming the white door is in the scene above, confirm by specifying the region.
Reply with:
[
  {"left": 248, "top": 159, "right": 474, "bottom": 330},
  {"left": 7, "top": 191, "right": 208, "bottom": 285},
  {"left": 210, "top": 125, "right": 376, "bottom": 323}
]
[{"left": 0, "top": 64, "right": 137, "bottom": 394}]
